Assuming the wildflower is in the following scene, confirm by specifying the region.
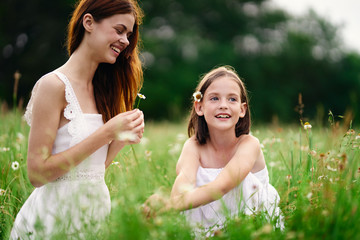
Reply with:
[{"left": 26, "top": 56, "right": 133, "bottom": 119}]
[
  {"left": 326, "top": 165, "right": 337, "bottom": 172},
  {"left": 12, "top": 161, "right": 20, "bottom": 170},
  {"left": 306, "top": 192, "right": 313, "bottom": 200},
  {"left": 356, "top": 134, "right": 360, "bottom": 140},
  {"left": 310, "top": 167, "right": 315, "bottom": 172},
  {"left": 154, "top": 217, "right": 163, "bottom": 226},
  {"left": 16, "top": 132, "right": 25, "bottom": 143},
  {"left": 0, "top": 189, "right": 5, "bottom": 196},
  {"left": 176, "top": 133, "right": 186, "bottom": 142},
  {"left": 0, "top": 147, "right": 10, "bottom": 152},
  {"left": 286, "top": 175, "right": 292, "bottom": 180},
  {"left": 192, "top": 91, "right": 203, "bottom": 102},
  {"left": 346, "top": 129, "right": 355, "bottom": 135},
  {"left": 140, "top": 137, "right": 149, "bottom": 146},
  {"left": 310, "top": 150, "right": 317, "bottom": 156},
  {"left": 268, "top": 161, "right": 277, "bottom": 167},
  {"left": 145, "top": 150, "right": 152, "bottom": 158},
  {"left": 303, "top": 122, "right": 312, "bottom": 130},
  {"left": 300, "top": 145, "right": 309, "bottom": 151},
  {"left": 168, "top": 143, "right": 181, "bottom": 155},
  {"left": 117, "top": 131, "right": 137, "bottom": 142},
  {"left": 145, "top": 150, "right": 152, "bottom": 161},
  {"left": 111, "top": 161, "right": 120, "bottom": 165},
  {"left": 137, "top": 93, "right": 146, "bottom": 99}
]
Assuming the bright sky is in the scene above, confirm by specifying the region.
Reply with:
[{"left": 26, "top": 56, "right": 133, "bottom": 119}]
[{"left": 271, "top": 0, "right": 360, "bottom": 53}]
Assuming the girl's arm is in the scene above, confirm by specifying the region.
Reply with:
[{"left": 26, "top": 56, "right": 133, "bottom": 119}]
[
  {"left": 169, "top": 135, "right": 260, "bottom": 211},
  {"left": 27, "top": 75, "right": 144, "bottom": 187},
  {"left": 170, "top": 137, "right": 200, "bottom": 198},
  {"left": 144, "top": 137, "right": 200, "bottom": 216}
]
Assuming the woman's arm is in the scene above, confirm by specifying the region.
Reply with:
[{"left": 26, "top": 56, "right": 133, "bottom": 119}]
[
  {"left": 104, "top": 111, "right": 144, "bottom": 168},
  {"left": 169, "top": 135, "right": 261, "bottom": 211},
  {"left": 27, "top": 75, "right": 144, "bottom": 187}
]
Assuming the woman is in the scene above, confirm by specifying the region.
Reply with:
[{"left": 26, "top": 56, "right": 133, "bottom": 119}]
[{"left": 11, "top": 0, "right": 144, "bottom": 238}]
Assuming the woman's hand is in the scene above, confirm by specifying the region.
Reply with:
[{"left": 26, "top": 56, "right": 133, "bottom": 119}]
[{"left": 105, "top": 109, "right": 144, "bottom": 144}]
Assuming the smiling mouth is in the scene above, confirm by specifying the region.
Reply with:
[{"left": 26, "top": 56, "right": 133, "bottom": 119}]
[
  {"left": 111, "top": 46, "right": 121, "bottom": 54},
  {"left": 216, "top": 114, "right": 231, "bottom": 118}
]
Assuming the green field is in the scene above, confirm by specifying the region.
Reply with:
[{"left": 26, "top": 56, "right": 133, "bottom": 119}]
[{"left": 1, "top": 110, "right": 359, "bottom": 239}]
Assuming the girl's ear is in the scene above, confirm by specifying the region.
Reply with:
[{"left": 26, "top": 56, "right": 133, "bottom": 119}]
[
  {"left": 194, "top": 102, "right": 204, "bottom": 116},
  {"left": 239, "top": 102, "right": 247, "bottom": 118},
  {"left": 83, "top": 13, "right": 95, "bottom": 32}
]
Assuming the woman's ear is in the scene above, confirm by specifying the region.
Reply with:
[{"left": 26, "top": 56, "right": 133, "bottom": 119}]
[
  {"left": 194, "top": 102, "right": 204, "bottom": 116},
  {"left": 83, "top": 13, "right": 95, "bottom": 32},
  {"left": 239, "top": 102, "right": 247, "bottom": 118}
]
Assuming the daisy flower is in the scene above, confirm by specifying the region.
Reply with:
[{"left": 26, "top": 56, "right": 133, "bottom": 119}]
[
  {"left": 137, "top": 93, "right": 146, "bottom": 99},
  {"left": 193, "top": 91, "right": 203, "bottom": 102},
  {"left": 303, "top": 122, "right": 312, "bottom": 130},
  {"left": 12, "top": 161, "right": 19, "bottom": 171}
]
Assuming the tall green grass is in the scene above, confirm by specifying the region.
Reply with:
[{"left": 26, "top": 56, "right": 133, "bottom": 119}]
[{"left": 1, "top": 109, "right": 359, "bottom": 239}]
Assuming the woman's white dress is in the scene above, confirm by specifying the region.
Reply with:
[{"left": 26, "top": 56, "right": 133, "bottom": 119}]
[
  {"left": 10, "top": 71, "right": 110, "bottom": 239},
  {"left": 184, "top": 165, "right": 284, "bottom": 235}
]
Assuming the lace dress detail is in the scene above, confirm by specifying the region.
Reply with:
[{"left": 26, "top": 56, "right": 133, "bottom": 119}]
[
  {"left": 184, "top": 166, "right": 284, "bottom": 237},
  {"left": 55, "top": 169, "right": 104, "bottom": 182},
  {"left": 11, "top": 71, "right": 110, "bottom": 239}
]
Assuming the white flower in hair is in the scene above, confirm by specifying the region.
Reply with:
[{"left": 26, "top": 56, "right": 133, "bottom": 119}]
[{"left": 193, "top": 91, "right": 203, "bottom": 102}]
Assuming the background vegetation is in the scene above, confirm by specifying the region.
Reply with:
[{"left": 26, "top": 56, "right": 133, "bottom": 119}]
[
  {"left": 1, "top": 111, "right": 359, "bottom": 239},
  {"left": 1, "top": 0, "right": 360, "bottom": 124}
]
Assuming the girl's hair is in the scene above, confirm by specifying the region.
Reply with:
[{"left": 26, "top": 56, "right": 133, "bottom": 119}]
[
  {"left": 188, "top": 66, "right": 251, "bottom": 144},
  {"left": 67, "top": 0, "right": 144, "bottom": 122}
]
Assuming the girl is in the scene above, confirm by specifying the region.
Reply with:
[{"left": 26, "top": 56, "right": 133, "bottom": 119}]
[
  {"left": 11, "top": 0, "right": 144, "bottom": 238},
  {"left": 145, "top": 66, "right": 283, "bottom": 235}
]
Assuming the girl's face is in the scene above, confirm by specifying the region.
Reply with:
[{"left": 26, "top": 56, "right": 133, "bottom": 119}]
[
  {"left": 85, "top": 13, "right": 135, "bottom": 64},
  {"left": 195, "top": 77, "right": 247, "bottom": 133}
]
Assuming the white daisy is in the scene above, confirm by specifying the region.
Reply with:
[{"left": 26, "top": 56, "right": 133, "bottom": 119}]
[
  {"left": 192, "top": 91, "right": 203, "bottom": 102},
  {"left": 12, "top": 161, "right": 19, "bottom": 171}
]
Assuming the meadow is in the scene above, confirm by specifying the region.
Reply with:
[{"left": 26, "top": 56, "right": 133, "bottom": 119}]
[{"left": 0, "top": 109, "right": 359, "bottom": 239}]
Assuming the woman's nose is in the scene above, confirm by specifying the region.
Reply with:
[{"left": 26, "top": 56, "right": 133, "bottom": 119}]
[{"left": 119, "top": 35, "right": 129, "bottom": 48}]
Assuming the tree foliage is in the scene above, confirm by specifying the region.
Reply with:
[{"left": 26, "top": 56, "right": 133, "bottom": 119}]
[{"left": 1, "top": 0, "right": 359, "bottom": 124}]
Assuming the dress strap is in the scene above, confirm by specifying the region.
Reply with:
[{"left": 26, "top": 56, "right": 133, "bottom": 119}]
[
  {"left": 53, "top": 71, "right": 83, "bottom": 120},
  {"left": 24, "top": 71, "right": 89, "bottom": 147},
  {"left": 52, "top": 71, "right": 89, "bottom": 147}
]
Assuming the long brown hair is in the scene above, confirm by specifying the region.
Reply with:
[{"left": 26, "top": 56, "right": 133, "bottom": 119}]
[
  {"left": 67, "top": 0, "right": 144, "bottom": 122},
  {"left": 188, "top": 66, "right": 251, "bottom": 144}
]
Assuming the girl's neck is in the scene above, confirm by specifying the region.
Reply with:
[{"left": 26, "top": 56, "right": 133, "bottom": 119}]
[{"left": 207, "top": 129, "right": 239, "bottom": 152}]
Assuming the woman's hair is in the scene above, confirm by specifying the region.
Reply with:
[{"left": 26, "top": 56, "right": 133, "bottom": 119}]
[
  {"left": 188, "top": 66, "right": 251, "bottom": 144},
  {"left": 67, "top": 0, "right": 144, "bottom": 122}
]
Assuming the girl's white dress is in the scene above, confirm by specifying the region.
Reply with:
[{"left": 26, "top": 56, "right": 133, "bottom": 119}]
[
  {"left": 184, "top": 165, "right": 284, "bottom": 235},
  {"left": 10, "top": 71, "right": 110, "bottom": 239}
]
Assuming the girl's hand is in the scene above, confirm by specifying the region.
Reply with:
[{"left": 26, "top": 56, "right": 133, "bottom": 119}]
[
  {"left": 105, "top": 109, "right": 144, "bottom": 144},
  {"left": 143, "top": 193, "right": 170, "bottom": 219}
]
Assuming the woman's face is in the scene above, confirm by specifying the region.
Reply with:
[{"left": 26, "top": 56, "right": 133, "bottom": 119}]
[{"left": 87, "top": 13, "right": 135, "bottom": 64}]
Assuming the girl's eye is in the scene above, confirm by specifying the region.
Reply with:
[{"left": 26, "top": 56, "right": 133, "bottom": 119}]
[
  {"left": 229, "top": 97, "right": 237, "bottom": 102},
  {"left": 210, "top": 97, "right": 218, "bottom": 101}
]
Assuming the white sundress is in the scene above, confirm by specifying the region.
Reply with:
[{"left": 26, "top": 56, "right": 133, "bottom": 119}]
[
  {"left": 10, "top": 71, "right": 110, "bottom": 239},
  {"left": 184, "top": 165, "right": 284, "bottom": 236}
]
